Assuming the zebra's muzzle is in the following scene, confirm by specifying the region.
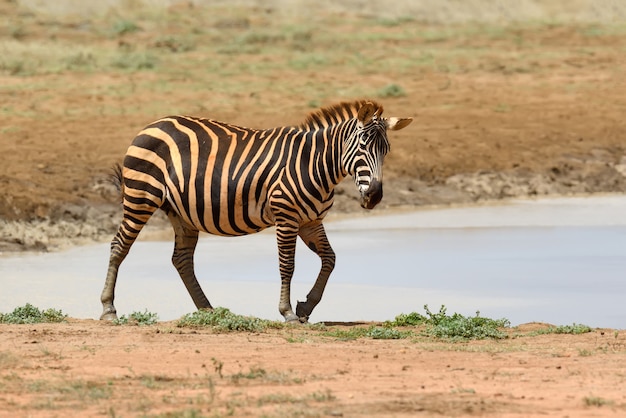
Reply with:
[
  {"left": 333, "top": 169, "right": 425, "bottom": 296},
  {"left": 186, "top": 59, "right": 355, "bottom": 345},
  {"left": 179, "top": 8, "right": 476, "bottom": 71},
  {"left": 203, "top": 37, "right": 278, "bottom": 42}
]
[{"left": 360, "top": 179, "right": 383, "bottom": 210}]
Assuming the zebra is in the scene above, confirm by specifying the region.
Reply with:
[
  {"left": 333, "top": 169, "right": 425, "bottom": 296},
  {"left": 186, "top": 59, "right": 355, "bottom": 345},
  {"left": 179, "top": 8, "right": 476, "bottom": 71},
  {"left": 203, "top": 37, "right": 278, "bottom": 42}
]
[{"left": 100, "top": 100, "right": 412, "bottom": 323}]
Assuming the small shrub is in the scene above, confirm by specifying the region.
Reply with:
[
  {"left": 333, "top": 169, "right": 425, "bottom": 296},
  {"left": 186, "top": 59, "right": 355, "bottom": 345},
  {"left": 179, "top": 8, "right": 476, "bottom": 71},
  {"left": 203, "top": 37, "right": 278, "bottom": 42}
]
[
  {"left": 584, "top": 396, "right": 612, "bottom": 407},
  {"left": 377, "top": 83, "right": 406, "bottom": 98},
  {"left": 114, "top": 310, "right": 158, "bottom": 326},
  {"left": 231, "top": 366, "right": 267, "bottom": 382},
  {"left": 531, "top": 323, "right": 593, "bottom": 336},
  {"left": 421, "top": 305, "right": 510, "bottom": 340},
  {"left": 152, "top": 36, "right": 196, "bottom": 53},
  {"left": 177, "top": 307, "right": 282, "bottom": 332},
  {"left": 0, "top": 303, "right": 67, "bottom": 324},
  {"left": 387, "top": 311, "right": 426, "bottom": 327},
  {"left": 112, "top": 20, "right": 141, "bottom": 36},
  {"left": 110, "top": 52, "right": 157, "bottom": 70},
  {"left": 323, "top": 325, "right": 411, "bottom": 340},
  {"left": 389, "top": 305, "right": 510, "bottom": 340}
]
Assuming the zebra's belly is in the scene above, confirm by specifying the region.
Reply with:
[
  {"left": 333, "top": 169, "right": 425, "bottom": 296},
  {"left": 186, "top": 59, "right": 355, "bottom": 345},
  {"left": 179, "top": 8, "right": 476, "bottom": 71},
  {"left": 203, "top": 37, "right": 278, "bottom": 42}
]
[{"left": 168, "top": 194, "right": 274, "bottom": 237}]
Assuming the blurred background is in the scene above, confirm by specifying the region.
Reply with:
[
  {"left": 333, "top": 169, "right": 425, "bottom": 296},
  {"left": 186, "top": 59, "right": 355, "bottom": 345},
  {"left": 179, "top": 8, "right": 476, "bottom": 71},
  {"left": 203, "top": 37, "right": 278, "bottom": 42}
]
[{"left": 1, "top": 0, "right": 626, "bottom": 251}]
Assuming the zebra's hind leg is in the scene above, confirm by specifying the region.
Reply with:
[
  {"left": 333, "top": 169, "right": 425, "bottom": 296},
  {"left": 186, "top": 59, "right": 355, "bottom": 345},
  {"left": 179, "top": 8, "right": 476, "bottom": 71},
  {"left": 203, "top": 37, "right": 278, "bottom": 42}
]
[
  {"left": 295, "top": 221, "right": 336, "bottom": 322},
  {"left": 167, "top": 211, "right": 212, "bottom": 310},
  {"left": 100, "top": 213, "right": 153, "bottom": 320}
]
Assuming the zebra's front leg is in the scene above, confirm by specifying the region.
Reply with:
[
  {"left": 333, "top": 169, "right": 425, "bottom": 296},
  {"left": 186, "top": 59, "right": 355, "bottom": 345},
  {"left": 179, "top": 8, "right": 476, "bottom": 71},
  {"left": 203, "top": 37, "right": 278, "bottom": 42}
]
[
  {"left": 295, "top": 221, "right": 335, "bottom": 321},
  {"left": 275, "top": 223, "right": 301, "bottom": 322}
]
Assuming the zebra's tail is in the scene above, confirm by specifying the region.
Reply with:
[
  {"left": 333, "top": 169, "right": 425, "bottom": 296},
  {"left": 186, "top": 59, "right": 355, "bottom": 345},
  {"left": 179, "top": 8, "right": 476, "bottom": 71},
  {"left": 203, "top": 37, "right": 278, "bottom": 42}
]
[{"left": 109, "top": 163, "right": 124, "bottom": 204}]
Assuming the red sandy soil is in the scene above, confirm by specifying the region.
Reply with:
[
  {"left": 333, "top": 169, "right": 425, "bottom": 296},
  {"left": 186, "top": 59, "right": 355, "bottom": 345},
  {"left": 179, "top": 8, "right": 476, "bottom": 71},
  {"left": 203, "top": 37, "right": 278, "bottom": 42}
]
[{"left": 0, "top": 320, "right": 625, "bottom": 417}]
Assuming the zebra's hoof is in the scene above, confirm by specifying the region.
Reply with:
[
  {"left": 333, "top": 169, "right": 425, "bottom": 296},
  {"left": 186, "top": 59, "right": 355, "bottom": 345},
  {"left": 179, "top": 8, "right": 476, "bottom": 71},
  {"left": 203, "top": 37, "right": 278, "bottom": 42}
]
[
  {"left": 295, "top": 300, "right": 311, "bottom": 318},
  {"left": 100, "top": 311, "right": 118, "bottom": 321},
  {"left": 283, "top": 311, "right": 301, "bottom": 323}
]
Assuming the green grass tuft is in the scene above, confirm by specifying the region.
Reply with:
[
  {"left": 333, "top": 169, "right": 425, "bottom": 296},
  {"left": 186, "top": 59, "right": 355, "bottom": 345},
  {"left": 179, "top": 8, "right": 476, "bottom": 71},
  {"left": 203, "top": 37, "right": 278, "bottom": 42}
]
[
  {"left": 0, "top": 303, "right": 67, "bottom": 324},
  {"left": 377, "top": 83, "right": 406, "bottom": 98},
  {"left": 367, "top": 326, "right": 410, "bottom": 340},
  {"left": 531, "top": 323, "right": 593, "bottom": 335},
  {"left": 111, "top": 20, "right": 141, "bottom": 36},
  {"left": 387, "top": 311, "right": 427, "bottom": 326},
  {"left": 114, "top": 310, "right": 158, "bottom": 326},
  {"left": 584, "top": 396, "right": 613, "bottom": 407},
  {"left": 177, "top": 307, "right": 283, "bottom": 332},
  {"left": 110, "top": 51, "right": 158, "bottom": 70},
  {"left": 388, "top": 305, "right": 510, "bottom": 340}
]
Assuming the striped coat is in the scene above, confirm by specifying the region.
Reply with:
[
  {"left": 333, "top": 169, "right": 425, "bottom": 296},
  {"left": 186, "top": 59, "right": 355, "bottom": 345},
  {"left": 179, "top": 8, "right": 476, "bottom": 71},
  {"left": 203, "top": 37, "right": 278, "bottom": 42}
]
[{"left": 100, "top": 100, "right": 412, "bottom": 322}]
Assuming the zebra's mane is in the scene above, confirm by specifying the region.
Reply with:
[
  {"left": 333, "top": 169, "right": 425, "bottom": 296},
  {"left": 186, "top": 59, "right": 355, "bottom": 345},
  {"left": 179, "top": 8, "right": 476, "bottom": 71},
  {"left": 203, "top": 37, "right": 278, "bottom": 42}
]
[{"left": 298, "top": 100, "right": 383, "bottom": 130}]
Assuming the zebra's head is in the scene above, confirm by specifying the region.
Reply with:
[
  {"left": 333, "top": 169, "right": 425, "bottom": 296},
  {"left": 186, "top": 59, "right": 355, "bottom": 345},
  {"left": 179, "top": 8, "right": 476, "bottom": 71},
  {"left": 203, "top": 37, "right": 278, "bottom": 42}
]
[{"left": 344, "top": 102, "right": 412, "bottom": 210}]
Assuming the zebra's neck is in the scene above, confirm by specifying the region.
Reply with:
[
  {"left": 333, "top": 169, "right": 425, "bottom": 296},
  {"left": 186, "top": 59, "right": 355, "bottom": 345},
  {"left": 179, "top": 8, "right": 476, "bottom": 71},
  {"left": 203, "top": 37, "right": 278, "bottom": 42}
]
[{"left": 297, "top": 118, "right": 357, "bottom": 193}]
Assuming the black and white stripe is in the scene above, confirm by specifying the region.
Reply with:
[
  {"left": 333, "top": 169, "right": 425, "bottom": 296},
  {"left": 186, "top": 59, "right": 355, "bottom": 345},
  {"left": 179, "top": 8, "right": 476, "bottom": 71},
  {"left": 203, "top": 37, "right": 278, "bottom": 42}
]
[{"left": 100, "top": 100, "right": 412, "bottom": 322}]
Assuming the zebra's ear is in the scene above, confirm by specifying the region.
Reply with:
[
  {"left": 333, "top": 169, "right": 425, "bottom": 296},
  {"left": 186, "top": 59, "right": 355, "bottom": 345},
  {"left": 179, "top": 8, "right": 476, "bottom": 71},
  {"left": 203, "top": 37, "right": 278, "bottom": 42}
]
[
  {"left": 357, "top": 102, "right": 377, "bottom": 124},
  {"left": 386, "top": 117, "right": 413, "bottom": 131}
]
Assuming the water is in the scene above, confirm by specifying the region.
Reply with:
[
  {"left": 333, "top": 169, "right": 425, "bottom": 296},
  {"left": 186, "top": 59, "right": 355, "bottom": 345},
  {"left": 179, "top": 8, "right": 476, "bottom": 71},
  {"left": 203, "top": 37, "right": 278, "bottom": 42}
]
[{"left": 1, "top": 196, "right": 625, "bottom": 328}]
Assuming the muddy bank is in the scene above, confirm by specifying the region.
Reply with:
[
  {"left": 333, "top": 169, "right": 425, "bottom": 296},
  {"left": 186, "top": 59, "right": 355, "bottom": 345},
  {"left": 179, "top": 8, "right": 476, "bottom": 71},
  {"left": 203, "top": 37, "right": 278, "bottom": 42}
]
[{"left": 3, "top": 157, "right": 626, "bottom": 253}]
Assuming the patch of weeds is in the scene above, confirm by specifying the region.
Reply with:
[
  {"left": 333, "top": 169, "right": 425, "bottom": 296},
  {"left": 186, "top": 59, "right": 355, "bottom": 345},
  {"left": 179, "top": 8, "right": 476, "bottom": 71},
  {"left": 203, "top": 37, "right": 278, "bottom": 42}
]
[
  {"left": 584, "top": 396, "right": 613, "bottom": 407},
  {"left": 257, "top": 389, "right": 334, "bottom": 407},
  {"left": 307, "top": 100, "right": 321, "bottom": 108},
  {"left": 310, "top": 388, "right": 335, "bottom": 402},
  {"left": 67, "top": 380, "right": 113, "bottom": 401},
  {"left": 390, "top": 305, "right": 510, "bottom": 340},
  {"left": 230, "top": 366, "right": 303, "bottom": 386},
  {"left": 110, "top": 51, "right": 158, "bottom": 70},
  {"left": 0, "top": 59, "right": 24, "bottom": 75},
  {"left": 218, "top": 29, "right": 285, "bottom": 54},
  {"left": 0, "top": 351, "right": 20, "bottom": 369},
  {"left": 494, "top": 103, "right": 511, "bottom": 113},
  {"left": 231, "top": 366, "right": 267, "bottom": 383},
  {"left": 0, "top": 303, "right": 67, "bottom": 324},
  {"left": 114, "top": 310, "right": 158, "bottom": 326},
  {"left": 9, "top": 25, "right": 26, "bottom": 40},
  {"left": 374, "top": 17, "right": 415, "bottom": 27},
  {"left": 62, "top": 52, "right": 97, "bottom": 71},
  {"left": 323, "top": 325, "right": 411, "bottom": 340},
  {"left": 377, "top": 83, "right": 406, "bottom": 98},
  {"left": 367, "top": 326, "right": 411, "bottom": 340},
  {"left": 451, "top": 387, "right": 476, "bottom": 394},
  {"left": 421, "top": 305, "right": 510, "bottom": 340},
  {"left": 152, "top": 36, "right": 196, "bottom": 53},
  {"left": 177, "top": 307, "right": 283, "bottom": 332},
  {"left": 288, "top": 53, "right": 328, "bottom": 70},
  {"left": 111, "top": 20, "right": 141, "bottom": 36},
  {"left": 257, "top": 392, "right": 298, "bottom": 406},
  {"left": 531, "top": 323, "right": 593, "bottom": 336},
  {"left": 386, "top": 312, "right": 427, "bottom": 327},
  {"left": 29, "top": 379, "right": 112, "bottom": 401},
  {"left": 140, "top": 374, "right": 175, "bottom": 389}
]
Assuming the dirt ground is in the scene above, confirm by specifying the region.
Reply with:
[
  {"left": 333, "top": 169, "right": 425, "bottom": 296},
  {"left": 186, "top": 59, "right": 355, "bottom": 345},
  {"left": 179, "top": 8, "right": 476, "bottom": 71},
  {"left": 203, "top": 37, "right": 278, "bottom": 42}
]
[
  {"left": 0, "top": 320, "right": 624, "bottom": 417},
  {"left": 2, "top": 1, "right": 626, "bottom": 416}
]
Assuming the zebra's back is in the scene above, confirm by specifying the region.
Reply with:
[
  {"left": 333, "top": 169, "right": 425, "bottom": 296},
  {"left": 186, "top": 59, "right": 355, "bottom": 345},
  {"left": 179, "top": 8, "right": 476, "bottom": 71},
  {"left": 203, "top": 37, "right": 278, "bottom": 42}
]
[{"left": 123, "top": 115, "right": 298, "bottom": 236}]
